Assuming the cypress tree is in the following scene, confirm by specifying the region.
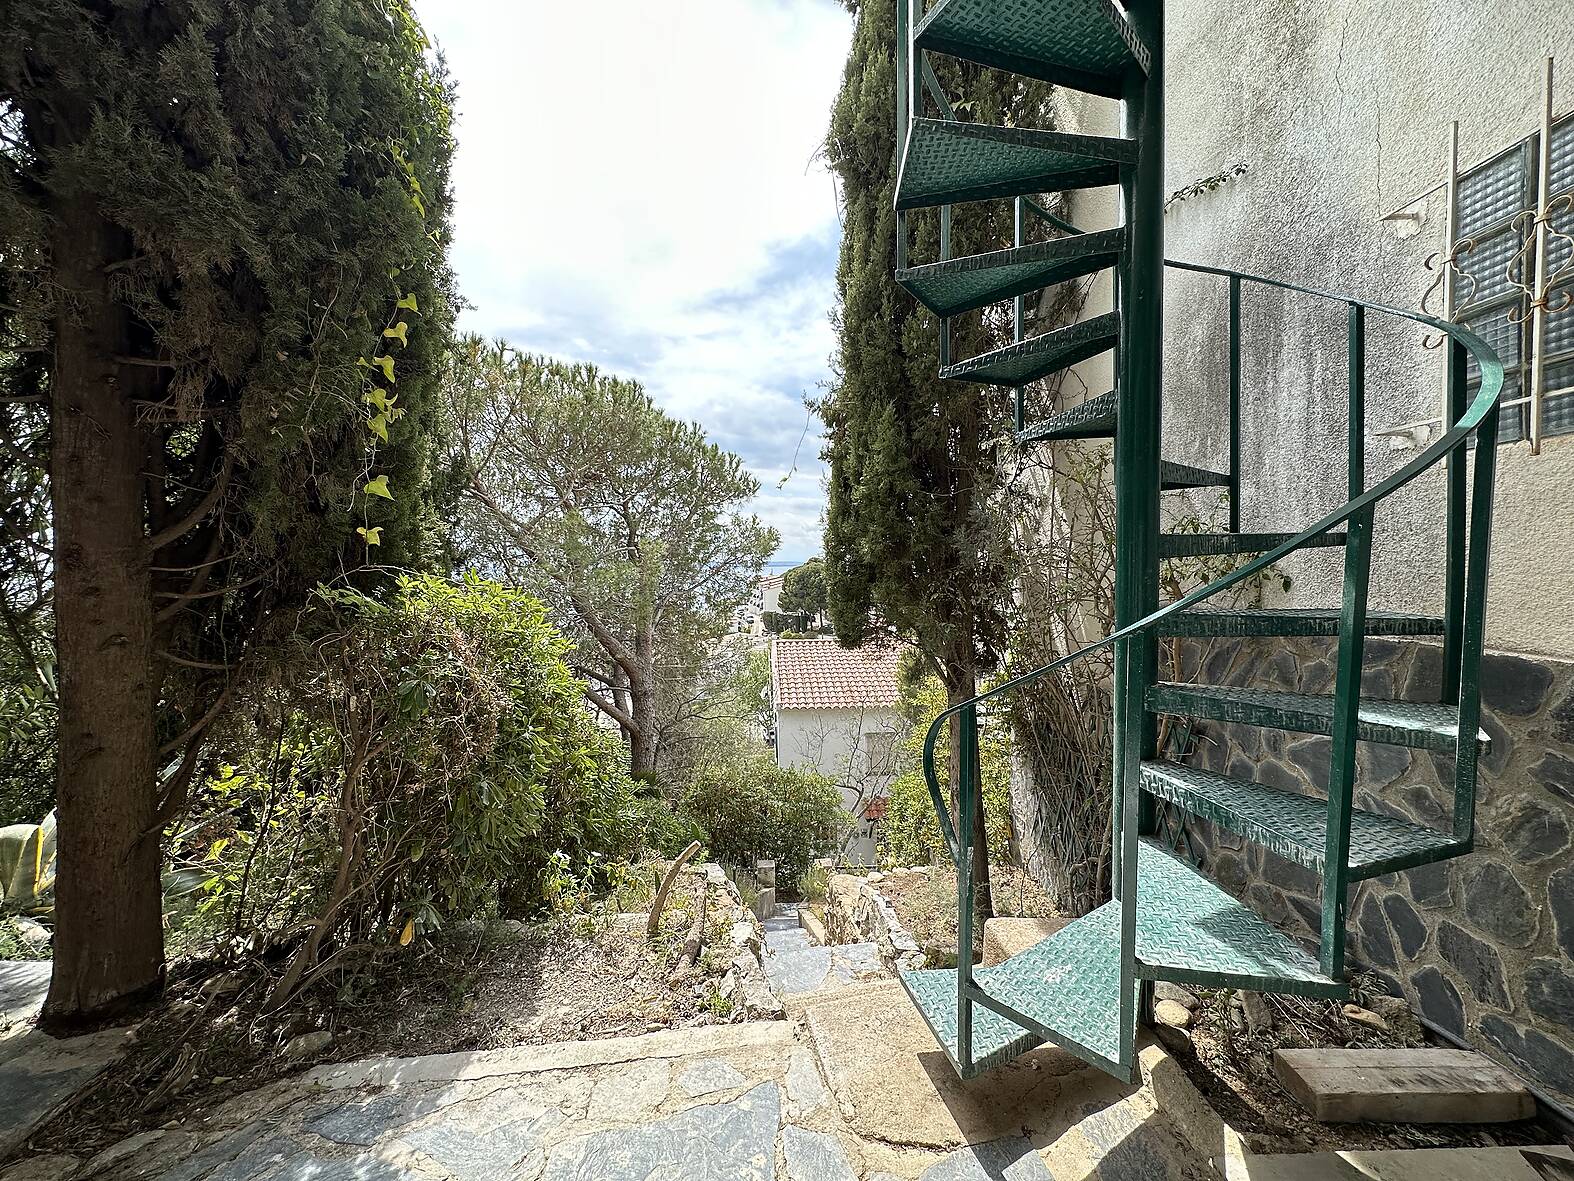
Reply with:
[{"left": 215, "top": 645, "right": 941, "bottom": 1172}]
[
  {"left": 821, "top": 0, "right": 1054, "bottom": 919},
  {"left": 0, "top": 0, "right": 456, "bottom": 1026}
]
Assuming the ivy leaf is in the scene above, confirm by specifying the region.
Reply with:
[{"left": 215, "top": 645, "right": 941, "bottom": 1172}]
[
  {"left": 399, "top": 918, "right": 415, "bottom": 947},
  {"left": 356, "top": 525, "right": 383, "bottom": 546},
  {"left": 363, "top": 475, "right": 393, "bottom": 501},
  {"left": 373, "top": 354, "right": 396, "bottom": 383},
  {"left": 383, "top": 321, "right": 409, "bottom": 347},
  {"left": 364, "top": 388, "right": 390, "bottom": 412},
  {"left": 367, "top": 413, "right": 389, "bottom": 442},
  {"left": 410, "top": 192, "right": 426, "bottom": 218},
  {"left": 395, "top": 292, "right": 419, "bottom": 313}
]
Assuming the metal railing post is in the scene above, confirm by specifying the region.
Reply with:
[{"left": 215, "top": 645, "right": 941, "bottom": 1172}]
[
  {"left": 954, "top": 703, "right": 977, "bottom": 1071},
  {"left": 1228, "top": 275, "right": 1242, "bottom": 534},
  {"left": 1453, "top": 398, "right": 1501, "bottom": 840},
  {"left": 1442, "top": 340, "right": 1468, "bottom": 703}
]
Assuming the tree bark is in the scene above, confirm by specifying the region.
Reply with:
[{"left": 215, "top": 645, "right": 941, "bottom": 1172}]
[
  {"left": 628, "top": 618, "right": 657, "bottom": 776},
  {"left": 40, "top": 196, "right": 165, "bottom": 1030}
]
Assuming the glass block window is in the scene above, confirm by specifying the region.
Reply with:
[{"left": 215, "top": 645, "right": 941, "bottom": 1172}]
[{"left": 1453, "top": 113, "right": 1574, "bottom": 443}]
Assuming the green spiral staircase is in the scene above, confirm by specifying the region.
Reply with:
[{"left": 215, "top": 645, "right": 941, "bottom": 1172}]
[{"left": 893, "top": 0, "right": 1507, "bottom": 1084}]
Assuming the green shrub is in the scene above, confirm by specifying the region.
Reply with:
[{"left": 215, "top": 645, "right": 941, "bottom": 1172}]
[
  {"left": 182, "top": 574, "right": 640, "bottom": 975},
  {"left": 880, "top": 673, "right": 1013, "bottom": 869},
  {"left": 678, "top": 750, "right": 845, "bottom": 888}
]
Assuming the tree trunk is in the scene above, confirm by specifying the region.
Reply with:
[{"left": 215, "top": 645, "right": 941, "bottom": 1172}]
[
  {"left": 40, "top": 198, "right": 165, "bottom": 1029},
  {"left": 628, "top": 620, "right": 657, "bottom": 776}
]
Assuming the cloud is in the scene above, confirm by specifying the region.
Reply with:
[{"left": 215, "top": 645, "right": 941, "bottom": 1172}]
[{"left": 417, "top": 0, "right": 852, "bottom": 562}]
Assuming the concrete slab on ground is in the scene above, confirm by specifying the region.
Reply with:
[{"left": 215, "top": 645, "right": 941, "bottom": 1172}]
[
  {"left": 0, "top": 962, "right": 50, "bottom": 1026},
  {"left": 1236, "top": 1145, "right": 1574, "bottom": 1181},
  {"left": 981, "top": 918, "right": 1067, "bottom": 967}
]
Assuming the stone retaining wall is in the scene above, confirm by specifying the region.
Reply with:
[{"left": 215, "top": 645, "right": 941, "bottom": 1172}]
[
  {"left": 1171, "top": 635, "right": 1574, "bottom": 1104},
  {"left": 823, "top": 873, "right": 926, "bottom": 972}
]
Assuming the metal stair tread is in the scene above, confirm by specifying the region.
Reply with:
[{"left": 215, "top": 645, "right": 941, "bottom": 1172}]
[
  {"left": 1017, "top": 389, "right": 1119, "bottom": 442},
  {"left": 898, "top": 968, "right": 1045, "bottom": 1079},
  {"left": 1158, "top": 607, "right": 1447, "bottom": 638},
  {"left": 941, "top": 311, "right": 1120, "bottom": 385},
  {"left": 897, "top": 118, "right": 1135, "bottom": 211},
  {"left": 1146, "top": 682, "right": 1491, "bottom": 752},
  {"left": 1160, "top": 460, "right": 1230, "bottom": 490},
  {"left": 897, "top": 228, "right": 1126, "bottom": 317},
  {"left": 1140, "top": 760, "right": 1465, "bottom": 880},
  {"left": 1158, "top": 532, "right": 1348, "bottom": 558},
  {"left": 1128, "top": 838, "right": 1342, "bottom": 995},
  {"left": 916, "top": 0, "right": 1150, "bottom": 99}
]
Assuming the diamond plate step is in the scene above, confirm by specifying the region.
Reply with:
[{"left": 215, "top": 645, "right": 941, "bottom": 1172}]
[
  {"left": 1158, "top": 532, "right": 1348, "bottom": 558},
  {"left": 896, "top": 119, "right": 1135, "bottom": 211},
  {"left": 1146, "top": 683, "right": 1491, "bottom": 752},
  {"left": 916, "top": 0, "right": 1150, "bottom": 99},
  {"left": 1158, "top": 607, "right": 1447, "bottom": 638},
  {"left": 899, "top": 838, "right": 1344, "bottom": 1081},
  {"left": 899, "top": 901, "right": 1125, "bottom": 1078},
  {"left": 897, "top": 228, "right": 1125, "bottom": 317},
  {"left": 941, "top": 312, "right": 1119, "bottom": 385},
  {"left": 1131, "top": 839, "right": 1343, "bottom": 996},
  {"left": 1160, "top": 461, "right": 1230, "bottom": 490},
  {"left": 1140, "top": 761, "right": 1466, "bottom": 880},
  {"left": 1017, "top": 389, "right": 1118, "bottom": 443}
]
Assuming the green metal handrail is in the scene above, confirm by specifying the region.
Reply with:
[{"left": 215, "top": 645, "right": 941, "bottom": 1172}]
[{"left": 920, "top": 262, "right": 1506, "bottom": 877}]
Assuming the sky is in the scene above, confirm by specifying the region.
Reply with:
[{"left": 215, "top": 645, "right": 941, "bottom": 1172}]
[{"left": 415, "top": 0, "right": 854, "bottom": 565}]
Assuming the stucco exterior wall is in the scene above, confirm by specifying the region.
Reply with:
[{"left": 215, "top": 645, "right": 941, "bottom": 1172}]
[
  {"left": 1159, "top": 0, "right": 1574, "bottom": 657},
  {"left": 774, "top": 705, "right": 901, "bottom": 866}
]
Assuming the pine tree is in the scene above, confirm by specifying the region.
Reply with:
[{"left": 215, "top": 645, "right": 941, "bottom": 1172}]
[
  {"left": 0, "top": 0, "right": 457, "bottom": 1026},
  {"left": 821, "top": 0, "right": 1054, "bottom": 920}
]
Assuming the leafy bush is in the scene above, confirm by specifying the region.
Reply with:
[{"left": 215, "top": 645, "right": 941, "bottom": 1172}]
[
  {"left": 182, "top": 574, "right": 639, "bottom": 1000},
  {"left": 0, "top": 640, "right": 54, "bottom": 825},
  {"left": 677, "top": 749, "right": 845, "bottom": 889},
  {"left": 880, "top": 673, "right": 1012, "bottom": 870}
]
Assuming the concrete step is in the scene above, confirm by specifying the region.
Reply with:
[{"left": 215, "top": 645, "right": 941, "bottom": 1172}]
[{"left": 763, "top": 941, "right": 887, "bottom": 999}]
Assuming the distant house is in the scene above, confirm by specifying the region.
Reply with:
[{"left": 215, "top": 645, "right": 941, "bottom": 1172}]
[{"left": 770, "top": 637, "right": 904, "bottom": 865}]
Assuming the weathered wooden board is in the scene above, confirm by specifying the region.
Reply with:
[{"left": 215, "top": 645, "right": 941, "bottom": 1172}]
[{"left": 1273, "top": 1048, "right": 1537, "bottom": 1124}]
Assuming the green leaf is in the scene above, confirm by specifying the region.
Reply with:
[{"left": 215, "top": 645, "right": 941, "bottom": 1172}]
[
  {"left": 383, "top": 322, "right": 409, "bottom": 347},
  {"left": 367, "top": 413, "right": 389, "bottom": 442},
  {"left": 373, "top": 355, "right": 396, "bottom": 383},
  {"left": 356, "top": 525, "right": 383, "bottom": 545},
  {"left": 395, "top": 293, "right": 420, "bottom": 313},
  {"left": 363, "top": 475, "right": 393, "bottom": 501}
]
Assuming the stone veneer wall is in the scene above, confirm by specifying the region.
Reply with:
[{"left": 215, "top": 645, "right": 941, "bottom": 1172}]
[{"left": 1170, "top": 635, "right": 1574, "bottom": 1105}]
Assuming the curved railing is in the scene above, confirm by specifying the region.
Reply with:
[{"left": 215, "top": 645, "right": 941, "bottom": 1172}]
[{"left": 921, "top": 261, "right": 1506, "bottom": 895}]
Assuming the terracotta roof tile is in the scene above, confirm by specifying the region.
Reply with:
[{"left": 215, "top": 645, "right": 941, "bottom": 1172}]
[{"left": 771, "top": 637, "right": 903, "bottom": 712}]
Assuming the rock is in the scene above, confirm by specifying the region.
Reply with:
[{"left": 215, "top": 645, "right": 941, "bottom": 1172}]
[
  {"left": 718, "top": 970, "right": 738, "bottom": 1002},
  {"left": 1342, "top": 1004, "right": 1388, "bottom": 1032},
  {"left": 1241, "top": 992, "right": 1276, "bottom": 1034},
  {"left": 1355, "top": 894, "right": 1397, "bottom": 968},
  {"left": 782, "top": 1126, "right": 857, "bottom": 1181},
  {"left": 1407, "top": 860, "right": 1455, "bottom": 910},
  {"left": 282, "top": 1030, "right": 333, "bottom": 1061},
  {"left": 982, "top": 917, "right": 1068, "bottom": 967},
  {"left": 1380, "top": 893, "right": 1429, "bottom": 959},
  {"left": 1437, "top": 922, "right": 1511, "bottom": 1007},
  {"left": 0, "top": 1155, "right": 81, "bottom": 1181},
  {"left": 13, "top": 918, "right": 50, "bottom": 948},
  {"left": 1479, "top": 1017, "right": 1574, "bottom": 1094},
  {"left": 1461, "top": 861, "right": 1537, "bottom": 947},
  {"left": 1495, "top": 798, "right": 1571, "bottom": 862},
  {"left": 539, "top": 1081, "right": 779, "bottom": 1181},
  {"left": 1524, "top": 959, "right": 1574, "bottom": 1026},
  {"left": 1153, "top": 981, "right": 1200, "bottom": 1010},
  {"left": 866, "top": 872, "right": 885, "bottom": 883},
  {"left": 1155, "top": 1024, "right": 1193, "bottom": 1055},
  {"left": 1535, "top": 751, "right": 1574, "bottom": 808},
  {"left": 1366, "top": 993, "right": 1416, "bottom": 1028},
  {"left": 1411, "top": 966, "right": 1466, "bottom": 1036},
  {"left": 1549, "top": 865, "right": 1574, "bottom": 961},
  {"left": 1153, "top": 1000, "right": 1193, "bottom": 1029},
  {"left": 1478, "top": 652, "right": 1555, "bottom": 716},
  {"left": 489, "top": 918, "right": 528, "bottom": 941},
  {"left": 676, "top": 1058, "right": 749, "bottom": 1098},
  {"left": 199, "top": 970, "right": 247, "bottom": 1000},
  {"left": 729, "top": 921, "right": 759, "bottom": 953}
]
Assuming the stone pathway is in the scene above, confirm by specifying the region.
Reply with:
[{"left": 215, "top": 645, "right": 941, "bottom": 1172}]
[
  {"left": 762, "top": 905, "right": 887, "bottom": 999},
  {"left": 0, "top": 961, "right": 130, "bottom": 1159},
  {"left": 12, "top": 982, "right": 1228, "bottom": 1181}
]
